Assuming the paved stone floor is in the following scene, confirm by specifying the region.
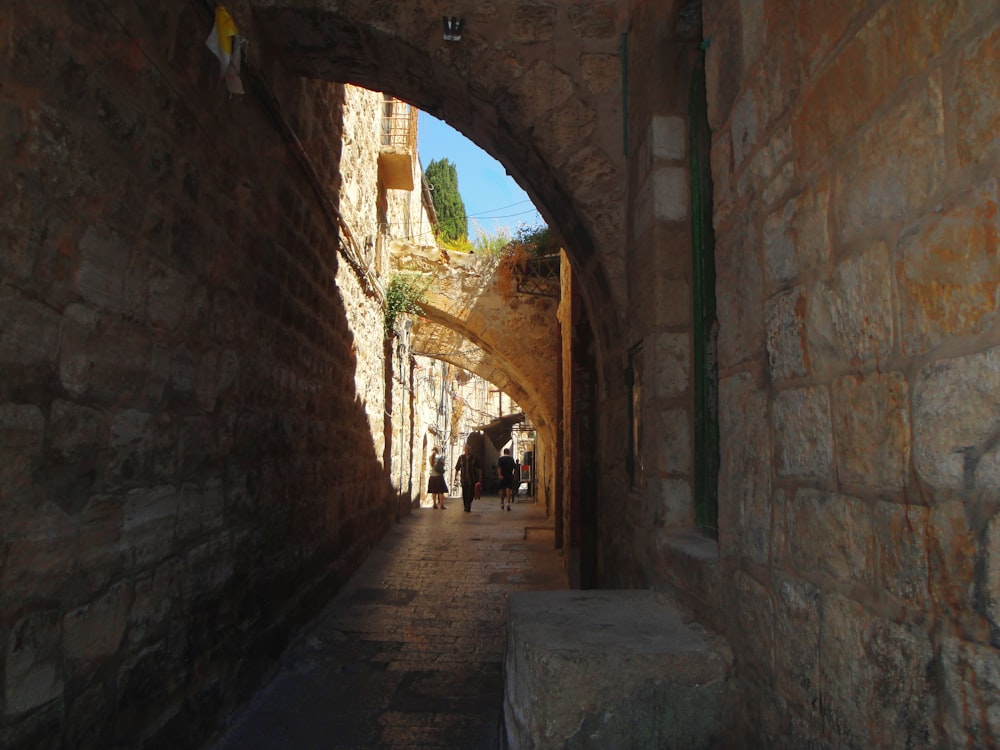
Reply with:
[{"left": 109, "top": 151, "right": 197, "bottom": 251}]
[{"left": 206, "top": 493, "right": 566, "bottom": 750}]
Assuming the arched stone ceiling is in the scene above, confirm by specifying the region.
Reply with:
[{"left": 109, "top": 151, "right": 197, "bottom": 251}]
[
  {"left": 252, "top": 0, "right": 625, "bottom": 371},
  {"left": 391, "top": 242, "right": 559, "bottom": 438}
]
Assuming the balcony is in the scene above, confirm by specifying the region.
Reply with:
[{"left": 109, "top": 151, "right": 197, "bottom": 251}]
[{"left": 379, "top": 96, "right": 417, "bottom": 191}]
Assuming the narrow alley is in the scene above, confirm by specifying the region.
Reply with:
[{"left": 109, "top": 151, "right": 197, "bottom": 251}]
[{"left": 206, "top": 498, "right": 565, "bottom": 750}]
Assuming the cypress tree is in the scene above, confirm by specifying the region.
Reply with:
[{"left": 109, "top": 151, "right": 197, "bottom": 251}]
[{"left": 425, "top": 158, "right": 468, "bottom": 243}]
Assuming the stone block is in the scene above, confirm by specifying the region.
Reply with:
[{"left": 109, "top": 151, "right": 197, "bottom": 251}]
[
  {"left": 955, "top": 26, "right": 1000, "bottom": 167},
  {"left": 176, "top": 480, "right": 225, "bottom": 542},
  {"left": 510, "top": 60, "right": 573, "bottom": 121},
  {"left": 653, "top": 166, "right": 688, "bottom": 223},
  {"left": 108, "top": 409, "right": 154, "bottom": 485},
  {"left": 148, "top": 263, "right": 192, "bottom": 332},
  {"left": 730, "top": 88, "right": 759, "bottom": 168},
  {"left": 647, "top": 407, "right": 691, "bottom": 476},
  {"left": 807, "top": 242, "right": 893, "bottom": 374},
  {"left": 941, "top": 636, "right": 1000, "bottom": 746},
  {"left": 716, "top": 228, "right": 764, "bottom": 368},
  {"left": 49, "top": 400, "right": 103, "bottom": 463},
  {"left": 763, "top": 180, "right": 831, "bottom": 283},
  {"left": 927, "top": 502, "right": 978, "bottom": 622},
  {"left": 534, "top": 98, "right": 596, "bottom": 162},
  {"left": 644, "top": 477, "right": 692, "bottom": 529},
  {"left": 749, "top": 125, "right": 795, "bottom": 211},
  {"left": 872, "top": 500, "right": 930, "bottom": 608},
  {"left": 1, "top": 499, "right": 80, "bottom": 602},
  {"left": 5, "top": 610, "right": 63, "bottom": 715},
  {"left": 913, "top": 346, "right": 1000, "bottom": 491},
  {"left": 797, "top": 5, "right": 899, "bottom": 166},
  {"left": 782, "top": 489, "right": 871, "bottom": 585},
  {"left": 763, "top": 199, "right": 798, "bottom": 283},
  {"left": 123, "top": 486, "right": 179, "bottom": 570},
  {"left": 129, "top": 558, "right": 182, "bottom": 646},
  {"left": 897, "top": 179, "right": 999, "bottom": 355},
  {"left": 718, "top": 373, "right": 771, "bottom": 566},
  {"left": 63, "top": 580, "right": 131, "bottom": 669},
  {"left": 503, "top": 591, "right": 728, "bottom": 749},
  {"left": 59, "top": 307, "right": 156, "bottom": 404},
  {"left": 0, "top": 287, "right": 61, "bottom": 371},
  {"left": 77, "top": 226, "right": 125, "bottom": 312},
  {"left": 568, "top": 4, "right": 617, "bottom": 40},
  {"left": 729, "top": 570, "right": 774, "bottom": 673},
  {"left": 820, "top": 594, "right": 937, "bottom": 748},
  {"left": 0, "top": 404, "right": 45, "bottom": 455},
  {"left": 765, "top": 287, "right": 808, "bottom": 381},
  {"left": 987, "top": 512, "right": 1000, "bottom": 631},
  {"left": 836, "top": 74, "right": 945, "bottom": 241},
  {"left": 510, "top": 2, "right": 557, "bottom": 43},
  {"left": 580, "top": 53, "right": 618, "bottom": 94},
  {"left": 773, "top": 386, "right": 833, "bottom": 479},
  {"left": 772, "top": 573, "right": 821, "bottom": 722},
  {"left": 651, "top": 115, "right": 686, "bottom": 162},
  {"left": 796, "top": 0, "right": 855, "bottom": 76},
  {"left": 831, "top": 372, "right": 910, "bottom": 492},
  {"left": 182, "top": 537, "right": 235, "bottom": 605},
  {"left": 648, "top": 331, "right": 689, "bottom": 400}
]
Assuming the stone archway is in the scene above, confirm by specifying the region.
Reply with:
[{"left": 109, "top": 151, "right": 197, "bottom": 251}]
[
  {"left": 391, "top": 241, "right": 559, "bottom": 435},
  {"left": 251, "top": 0, "right": 626, "bottom": 384}
]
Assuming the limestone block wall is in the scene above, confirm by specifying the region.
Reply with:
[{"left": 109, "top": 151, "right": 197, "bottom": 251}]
[
  {"left": 597, "top": 1, "right": 702, "bottom": 597},
  {"left": 0, "top": 3, "right": 401, "bottom": 748},
  {"left": 703, "top": 1, "right": 1000, "bottom": 746}
]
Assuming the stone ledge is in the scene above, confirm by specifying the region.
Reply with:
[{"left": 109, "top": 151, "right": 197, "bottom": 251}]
[
  {"left": 658, "top": 532, "right": 723, "bottom": 634},
  {"left": 502, "top": 590, "right": 731, "bottom": 749}
]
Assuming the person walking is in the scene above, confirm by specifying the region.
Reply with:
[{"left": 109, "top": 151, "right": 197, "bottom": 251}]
[
  {"left": 497, "top": 447, "right": 517, "bottom": 511},
  {"left": 427, "top": 447, "right": 448, "bottom": 509},
  {"left": 453, "top": 443, "right": 482, "bottom": 513}
]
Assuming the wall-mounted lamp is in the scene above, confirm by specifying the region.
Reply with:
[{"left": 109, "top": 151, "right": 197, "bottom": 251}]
[{"left": 443, "top": 16, "right": 465, "bottom": 42}]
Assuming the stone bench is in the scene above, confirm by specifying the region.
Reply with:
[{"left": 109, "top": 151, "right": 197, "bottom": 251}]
[{"left": 502, "top": 590, "right": 730, "bottom": 749}]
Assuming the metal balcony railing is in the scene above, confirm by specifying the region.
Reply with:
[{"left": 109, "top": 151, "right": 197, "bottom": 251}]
[{"left": 380, "top": 96, "right": 417, "bottom": 152}]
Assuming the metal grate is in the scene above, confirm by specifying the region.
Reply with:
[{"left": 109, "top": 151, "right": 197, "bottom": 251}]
[
  {"left": 380, "top": 96, "right": 417, "bottom": 151},
  {"left": 515, "top": 254, "right": 561, "bottom": 298}
]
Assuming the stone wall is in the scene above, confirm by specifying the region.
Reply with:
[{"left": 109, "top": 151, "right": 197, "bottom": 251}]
[
  {"left": 0, "top": 3, "right": 402, "bottom": 748},
  {"left": 702, "top": 1, "right": 1000, "bottom": 746}
]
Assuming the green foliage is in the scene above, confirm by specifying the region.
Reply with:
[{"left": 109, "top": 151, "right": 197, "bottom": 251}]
[
  {"left": 471, "top": 223, "right": 511, "bottom": 257},
  {"left": 425, "top": 158, "right": 468, "bottom": 243},
  {"left": 384, "top": 273, "right": 426, "bottom": 338},
  {"left": 507, "top": 224, "right": 556, "bottom": 257}
]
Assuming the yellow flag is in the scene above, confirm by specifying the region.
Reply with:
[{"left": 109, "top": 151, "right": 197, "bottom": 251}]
[{"left": 205, "top": 6, "right": 244, "bottom": 94}]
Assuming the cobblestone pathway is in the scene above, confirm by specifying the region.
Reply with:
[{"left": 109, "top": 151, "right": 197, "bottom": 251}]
[{"left": 207, "top": 495, "right": 566, "bottom": 749}]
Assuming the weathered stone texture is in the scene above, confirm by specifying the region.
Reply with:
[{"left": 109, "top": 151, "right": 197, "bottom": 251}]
[
  {"left": 835, "top": 74, "right": 946, "bottom": 241},
  {"left": 771, "top": 573, "right": 821, "bottom": 723},
  {"left": 820, "top": 594, "right": 937, "bottom": 748},
  {"left": 0, "top": 3, "right": 399, "bottom": 748},
  {"left": 955, "top": 26, "right": 1000, "bottom": 167},
  {"left": 874, "top": 501, "right": 930, "bottom": 609},
  {"left": 772, "top": 386, "right": 833, "bottom": 479},
  {"left": 806, "top": 242, "right": 894, "bottom": 374},
  {"left": 913, "top": 347, "right": 1000, "bottom": 491},
  {"left": 716, "top": 225, "right": 764, "bottom": 368},
  {"left": 897, "top": 180, "right": 1000, "bottom": 355},
  {"left": 780, "top": 490, "right": 871, "bottom": 586},
  {"left": 648, "top": 332, "right": 689, "bottom": 400},
  {"left": 718, "top": 373, "right": 770, "bottom": 566},
  {"left": 831, "top": 372, "right": 910, "bottom": 492},
  {"left": 765, "top": 287, "right": 808, "bottom": 381}
]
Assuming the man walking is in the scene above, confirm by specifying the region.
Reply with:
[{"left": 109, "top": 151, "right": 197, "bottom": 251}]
[
  {"left": 497, "top": 447, "right": 517, "bottom": 511},
  {"left": 454, "top": 443, "right": 482, "bottom": 513}
]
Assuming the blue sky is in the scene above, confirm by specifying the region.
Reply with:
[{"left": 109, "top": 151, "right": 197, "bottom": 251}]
[{"left": 417, "top": 112, "right": 543, "bottom": 237}]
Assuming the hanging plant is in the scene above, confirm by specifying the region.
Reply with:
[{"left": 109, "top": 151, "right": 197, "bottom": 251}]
[
  {"left": 384, "top": 272, "right": 426, "bottom": 338},
  {"left": 495, "top": 224, "right": 554, "bottom": 299}
]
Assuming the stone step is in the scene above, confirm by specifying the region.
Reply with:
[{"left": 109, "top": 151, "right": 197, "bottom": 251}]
[{"left": 502, "top": 590, "right": 731, "bottom": 749}]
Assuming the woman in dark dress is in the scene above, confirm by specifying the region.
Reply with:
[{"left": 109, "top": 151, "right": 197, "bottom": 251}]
[{"left": 427, "top": 447, "right": 448, "bottom": 509}]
